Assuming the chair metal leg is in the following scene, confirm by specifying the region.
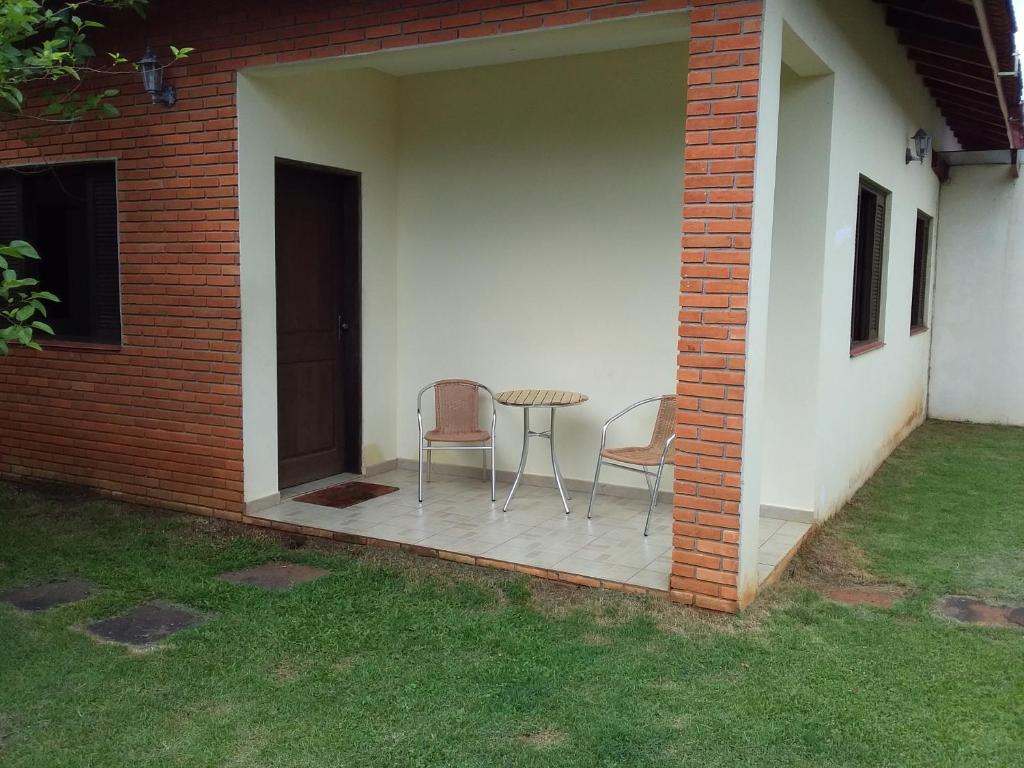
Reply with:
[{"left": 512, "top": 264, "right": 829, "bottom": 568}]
[
  {"left": 643, "top": 459, "right": 668, "bottom": 537},
  {"left": 587, "top": 456, "right": 603, "bottom": 519},
  {"left": 426, "top": 442, "right": 432, "bottom": 482},
  {"left": 417, "top": 437, "right": 424, "bottom": 503},
  {"left": 642, "top": 468, "right": 656, "bottom": 497},
  {"left": 490, "top": 438, "right": 496, "bottom": 503},
  {"left": 481, "top": 449, "right": 487, "bottom": 482}
]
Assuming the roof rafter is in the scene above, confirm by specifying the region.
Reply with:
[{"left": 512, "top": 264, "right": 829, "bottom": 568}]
[
  {"left": 877, "top": 0, "right": 1021, "bottom": 150},
  {"left": 877, "top": 0, "right": 981, "bottom": 28}
]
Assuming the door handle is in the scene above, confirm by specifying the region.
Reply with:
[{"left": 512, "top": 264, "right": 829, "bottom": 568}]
[{"left": 337, "top": 317, "right": 350, "bottom": 341}]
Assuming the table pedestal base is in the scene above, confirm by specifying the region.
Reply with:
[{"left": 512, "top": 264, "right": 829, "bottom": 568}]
[{"left": 503, "top": 407, "right": 572, "bottom": 515}]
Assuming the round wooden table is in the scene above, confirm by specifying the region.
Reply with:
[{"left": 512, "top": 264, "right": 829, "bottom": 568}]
[{"left": 495, "top": 389, "right": 588, "bottom": 515}]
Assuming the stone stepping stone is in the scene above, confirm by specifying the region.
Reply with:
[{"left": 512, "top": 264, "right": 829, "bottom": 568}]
[
  {"left": 217, "top": 562, "right": 330, "bottom": 592},
  {"left": 0, "top": 579, "right": 98, "bottom": 612},
  {"left": 826, "top": 586, "right": 903, "bottom": 608},
  {"left": 937, "top": 596, "right": 1024, "bottom": 630},
  {"left": 86, "top": 601, "right": 209, "bottom": 648}
]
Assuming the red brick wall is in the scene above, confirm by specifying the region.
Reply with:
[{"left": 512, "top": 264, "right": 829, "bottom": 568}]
[
  {"left": 0, "top": 0, "right": 764, "bottom": 611},
  {"left": 0, "top": 0, "right": 695, "bottom": 517},
  {"left": 672, "top": 0, "right": 763, "bottom": 612},
  {"left": 0, "top": 14, "right": 245, "bottom": 516}
]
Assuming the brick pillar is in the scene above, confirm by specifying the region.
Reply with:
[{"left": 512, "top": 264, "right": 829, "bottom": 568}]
[{"left": 672, "top": 0, "right": 763, "bottom": 613}]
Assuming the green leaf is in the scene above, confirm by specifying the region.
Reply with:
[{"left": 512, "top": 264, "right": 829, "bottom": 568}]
[
  {"left": 10, "top": 240, "right": 39, "bottom": 258},
  {"left": 13, "top": 304, "right": 35, "bottom": 322},
  {"left": 30, "top": 320, "right": 54, "bottom": 335},
  {"left": 1, "top": 90, "right": 25, "bottom": 110},
  {"left": 5, "top": 277, "right": 39, "bottom": 289}
]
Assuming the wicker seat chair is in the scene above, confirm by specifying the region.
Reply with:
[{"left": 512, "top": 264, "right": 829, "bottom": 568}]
[
  {"left": 586, "top": 395, "right": 676, "bottom": 536},
  {"left": 417, "top": 379, "right": 496, "bottom": 503}
]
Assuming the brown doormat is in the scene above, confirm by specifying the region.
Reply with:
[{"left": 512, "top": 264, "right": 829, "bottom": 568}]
[{"left": 293, "top": 481, "right": 399, "bottom": 509}]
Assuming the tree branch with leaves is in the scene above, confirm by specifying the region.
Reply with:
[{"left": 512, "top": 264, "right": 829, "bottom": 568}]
[
  {"left": 0, "top": 240, "right": 57, "bottom": 353},
  {"left": 0, "top": 0, "right": 191, "bottom": 354}
]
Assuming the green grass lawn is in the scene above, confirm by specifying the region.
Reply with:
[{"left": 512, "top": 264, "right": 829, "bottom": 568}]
[{"left": 1, "top": 421, "right": 1022, "bottom": 767}]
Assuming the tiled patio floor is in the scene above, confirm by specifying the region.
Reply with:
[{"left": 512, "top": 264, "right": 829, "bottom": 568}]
[{"left": 251, "top": 469, "right": 810, "bottom": 593}]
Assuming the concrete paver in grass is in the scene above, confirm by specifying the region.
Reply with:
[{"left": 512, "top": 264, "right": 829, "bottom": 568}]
[
  {"left": 85, "top": 601, "right": 210, "bottom": 648},
  {"left": 216, "top": 562, "right": 330, "bottom": 591},
  {"left": 937, "top": 596, "right": 1024, "bottom": 630},
  {"left": 826, "top": 586, "right": 905, "bottom": 609},
  {"left": 0, "top": 579, "right": 98, "bottom": 611}
]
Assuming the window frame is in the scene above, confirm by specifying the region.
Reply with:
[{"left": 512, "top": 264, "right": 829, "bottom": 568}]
[
  {"left": 910, "top": 210, "right": 932, "bottom": 335},
  {"left": 850, "top": 176, "right": 891, "bottom": 356},
  {"left": 0, "top": 159, "right": 122, "bottom": 347}
]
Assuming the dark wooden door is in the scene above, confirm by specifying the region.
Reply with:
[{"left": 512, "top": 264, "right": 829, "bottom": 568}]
[{"left": 275, "top": 160, "right": 361, "bottom": 488}]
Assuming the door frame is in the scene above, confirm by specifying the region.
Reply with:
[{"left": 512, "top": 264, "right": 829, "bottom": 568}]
[{"left": 274, "top": 156, "right": 363, "bottom": 485}]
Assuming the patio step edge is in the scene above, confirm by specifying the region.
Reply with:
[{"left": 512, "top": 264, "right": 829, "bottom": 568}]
[{"left": 239, "top": 513, "right": 672, "bottom": 601}]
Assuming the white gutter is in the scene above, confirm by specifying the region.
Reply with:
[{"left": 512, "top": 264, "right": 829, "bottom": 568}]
[{"left": 972, "top": 0, "right": 1019, "bottom": 149}]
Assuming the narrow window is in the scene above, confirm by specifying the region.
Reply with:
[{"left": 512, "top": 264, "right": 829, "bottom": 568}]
[
  {"left": 0, "top": 162, "right": 121, "bottom": 344},
  {"left": 851, "top": 178, "right": 888, "bottom": 349},
  {"left": 910, "top": 211, "right": 931, "bottom": 331}
]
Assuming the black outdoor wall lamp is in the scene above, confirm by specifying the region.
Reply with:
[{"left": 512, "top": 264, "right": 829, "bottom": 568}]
[
  {"left": 137, "top": 45, "right": 177, "bottom": 107},
  {"left": 906, "top": 128, "right": 932, "bottom": 164}
]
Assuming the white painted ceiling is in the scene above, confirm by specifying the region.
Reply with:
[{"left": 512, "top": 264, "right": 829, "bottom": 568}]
[{"left": 248, "top": 12, "right": 690, "bottom": 79}]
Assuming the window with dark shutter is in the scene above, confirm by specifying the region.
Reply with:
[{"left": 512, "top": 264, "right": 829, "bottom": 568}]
[
  {"left": 910, "top": 212, "right": 931, "bottom": 331},
  {"left": 86, "top": 175, "right": 121, "bottom": 341},
  {"left": 0, "top": 173, "right": 24, "bottom": 244},
  {"left": 0, "top": 161, "right": 120, "bottom": 344},
  {"left": 851, "top": 177, "right": 889, "bottom": 350}
]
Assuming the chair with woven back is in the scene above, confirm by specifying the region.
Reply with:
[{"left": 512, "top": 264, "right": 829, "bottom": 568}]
[
  {"left": 586, "top": 395, "right": 676, "bottom": 536},
  {"left": 416, "top": 379, "right": 496, "bottom": 503}
]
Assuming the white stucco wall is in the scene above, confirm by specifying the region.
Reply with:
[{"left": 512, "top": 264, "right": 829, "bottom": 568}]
[
  {"left": 760, "top": 64, "right": 834, "bottom": 516},
  {"left": 930, "top": 166, "right": 1024, "bottom": 426},
  {"left": 395, "top": 44, "right": 687, "bottom": 486},
  {"left": 748, "top": 0, "right": 949, "bottom": 534},
  {"left": 237, "top": 69, "right": 400, "bottom": 505},
  {"left": 237, "top": 42, "right": 686, "bottom": 503},
  {"left": 236, "top": 0, "right": 955, "bottom": 552}
]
